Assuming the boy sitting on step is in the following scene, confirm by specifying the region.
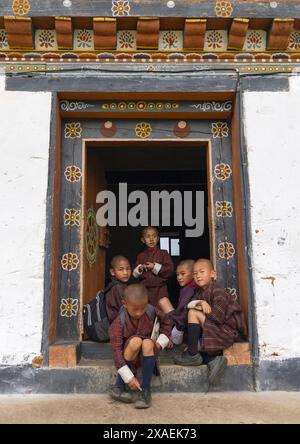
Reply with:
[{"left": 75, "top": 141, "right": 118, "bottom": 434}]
[
  {"left": 167, "top": 259, "right": 198, "bottom": 345},
  {"left": 106, "top": 255, "right": 132, "bottom": 324},
  {"left": 174, "top": 259, "right": 247, "bottom": 385},
  {"left": 108, "top": 283, "right": 171, "bottom": 409}
]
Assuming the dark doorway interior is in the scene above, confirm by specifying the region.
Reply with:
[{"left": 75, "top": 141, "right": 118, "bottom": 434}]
[{"left": 89, "top": 141, "right": 210, "bottom": 308}]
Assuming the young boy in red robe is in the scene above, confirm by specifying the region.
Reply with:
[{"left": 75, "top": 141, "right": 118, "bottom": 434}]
[
  {"left": 167, "top": 259, "right": 198, "bottom": 345},
  {"left": 106, "top": 255, "right": 132, "bottom": 323},
  {"left": 108, "top": 283, "right": 171, "bottom": 409},
  {"left": 174, "top": 259, "right": 247, "bottom": 385},
  {"left": 133, "top": 227, "right": 174, "bottom": 312}
]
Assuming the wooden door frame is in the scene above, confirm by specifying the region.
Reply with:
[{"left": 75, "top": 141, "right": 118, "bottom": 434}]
[{"left": 46, "top": 96, "right": 251, "bottom": 367}]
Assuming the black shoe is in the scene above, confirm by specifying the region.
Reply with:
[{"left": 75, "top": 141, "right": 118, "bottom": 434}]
[
  {"left": 173, "top": 350, "right": 203, "bottom": 366},
  {"left": 135, "top": 389, "right": 152, "bottom": 409},
  {"left": 109, "top": 385, "right": 134, "bottom": 404},
  {"left": 207, "top": 356, "right": 228, "bottom": 385}
]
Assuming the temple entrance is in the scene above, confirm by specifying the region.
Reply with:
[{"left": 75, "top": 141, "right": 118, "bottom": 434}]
[{"left": 82, "top": 140, "right": 211, "bottom": 313}]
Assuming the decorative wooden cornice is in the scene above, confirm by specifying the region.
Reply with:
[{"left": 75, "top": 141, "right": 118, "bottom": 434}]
[
  {"left": 184, "top": 19, "right": 207, "bottom": 50},
  {"left": 228, "top": 18, "right": 249, "bottom": 50},
  {"left": 136, "top": 17, "right": 160, "bottom": 50},
  {"left": 3, "top": 1, "right": 300, "bottom": 19},
  {"left": 55, "top": 17, "right": 73, "bottom": 50},
  {"left": 4, "top": 15, "right": 33, "bottom": 49},
  {"left": 268, "top": 18, "right": 294, "bottom": 49},
  {"left": 93, "top": 17, "right": 117, "bottom": 49}
]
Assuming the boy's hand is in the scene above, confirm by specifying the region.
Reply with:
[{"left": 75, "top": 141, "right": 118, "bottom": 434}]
[
  {"left": 128, "top": 377, "right": 142, "bottom": 391},
  {"left": 200, "top": 301, "right": 211, "bottom": 315},
  {"left": 155, "top": 342, "right": 162, "bottom": 352},
  {"left": 145, "top": 262, "right": 154, "bottom": 271},
  {"left": 138, "top": 265, "right": 144, "bottom": 273}
]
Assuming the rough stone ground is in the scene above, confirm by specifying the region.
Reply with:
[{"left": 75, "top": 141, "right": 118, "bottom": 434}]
[{"left": 0, "top": 392, "right": 299, "bottom": 424}]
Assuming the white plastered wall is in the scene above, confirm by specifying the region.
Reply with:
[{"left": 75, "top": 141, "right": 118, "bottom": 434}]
[
  {"left": 243, "top": 76, "right": 300, "bottom": 360},
  {"left": 0, "top": 75, "right": 52, "bottom": 365}
]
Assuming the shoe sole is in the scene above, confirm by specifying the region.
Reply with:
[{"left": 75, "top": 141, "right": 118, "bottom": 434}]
[
  {"left": 135, "top": 402, "right": 151, "bottom": 409},
  {"left": 208, "top": 358, "right": 228, "bottom": 385},
  {"left": 110, "top": 393, "right": 134, "bottom": 404}
]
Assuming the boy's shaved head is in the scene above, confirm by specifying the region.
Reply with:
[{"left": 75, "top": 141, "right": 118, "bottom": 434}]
[
  {"left": 110, "top": 255, "right": 130, "bottom": 269},
  {"left": 177, "top": 259, "right": 195, "bottom": 270},
  {"left": 123, "top": 283, "right": 148, "bottom": 302},
  {"left": 194, "top": 258, "right": 214, "bottom": 270}
]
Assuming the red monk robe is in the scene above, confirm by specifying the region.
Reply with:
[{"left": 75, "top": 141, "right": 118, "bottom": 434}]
[
  {"left": 106, "top": 279, "right": 128, "bottom": 323},
  {"left": 189, "top": 282, "right": 247, "bottom": 352},
  {"left": 133, "top": 246, "right": 174, "bottom": 308}
]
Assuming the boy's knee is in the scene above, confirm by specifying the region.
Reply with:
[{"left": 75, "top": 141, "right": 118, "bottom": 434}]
[
  {"left": 142, "top": 339, "right": 155, "bottom": 354},
  {"left": 188, "top": 308, "right": 199, "bottom": 320},
  {"left": 128, "top": 336, "right": 143, "bottom": 350}
]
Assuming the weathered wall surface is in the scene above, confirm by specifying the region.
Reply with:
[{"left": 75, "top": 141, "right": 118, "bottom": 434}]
[
  {"left": 243, "top": 77, "right": 300, "bottom": 361},
  {"left": 0, "top": 77, "right": 51, "bottom": 365}
]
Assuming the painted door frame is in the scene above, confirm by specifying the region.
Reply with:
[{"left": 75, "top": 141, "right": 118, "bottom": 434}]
[{"left": 44, "top": 94, "right": 253, "bottom": 367}]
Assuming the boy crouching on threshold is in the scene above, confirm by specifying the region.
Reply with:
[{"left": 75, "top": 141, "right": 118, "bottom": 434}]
[{"left": 108, "top": 283, "right": 172, "bottom": 409}]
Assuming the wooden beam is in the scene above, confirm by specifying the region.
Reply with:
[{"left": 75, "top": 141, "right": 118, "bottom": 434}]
[
  {"left": 93, "top": 17, "right": 116, "bottom": 50},
  {"left": 4, "top": 16, "right": 33, "bottom": 49},
  {"left": 228, "top": 18, "right": 249, "bottom": 50},
  {"left": 136, "top": 17, "right": 160, "bottom": 50},
  {"left": 268, "top": 18, "right": 294, "bottom": 50},
  {"left": 183, "top": 19, "right": 206, "bottom": 50},
  {"left": 55, "top": 16, "right": 73, "bottom": 49}
]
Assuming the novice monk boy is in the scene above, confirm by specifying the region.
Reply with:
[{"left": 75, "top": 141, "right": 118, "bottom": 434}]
[
  {"left": 106, "top": 255, "right": 132, "bottom": 324},
  {"left": 174, "top": 259, "right": 247, "bottom": 384},
  {"left": 108, "top": 283, "right": 171, "bottom": 408},
  {"left": 133, "top": 227, "right": 174, "bottom": 312},
  {"left": 168, "top": 260, "right": 198, "bottom": 345}
]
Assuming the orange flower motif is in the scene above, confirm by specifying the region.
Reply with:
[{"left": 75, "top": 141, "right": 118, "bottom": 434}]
[
  {"left": 135, "top": 122, "right": 152, "bottom": 139},
  {"left": 214, "top": 163, "right": 232, "bottom": 181},
  {"left": 61, "top": 253, "right": 79, "bottom": 271},
  {"left": 218, "top": 242, "right": 235, "bottom": 260},
  {"left": 215, "top": 1, "right": 233, "bottom": 18},
  {"left": 216, "top": 201, "right": 233, "bottom": 218},
  {"left": 64, "top": 165, "right": 82, "bottom": 183},
  {"left": 12, "top": 0, "right": 30, "bottom": 16}
]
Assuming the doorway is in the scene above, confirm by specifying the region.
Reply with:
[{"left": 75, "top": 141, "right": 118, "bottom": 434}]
[{"left": 81, "top": 140, "right": 212, "bottom": 311}]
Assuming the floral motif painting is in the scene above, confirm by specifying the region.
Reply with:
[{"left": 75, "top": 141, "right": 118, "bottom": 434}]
[
  {"left": 60, "top": 298, "right": 79, "bottom": 318},
  {"left": 111, "top": 0, "right": 131, "bottom": 17},
  {"left": 12, "top": 0, "right": 30, "bottom": 16},
  {"left": 64, "top": 166, "right": 82, "bottom": 183},
  {"left": 218, "top": 242, "right": 235, "bottom": 260},
  {"left": 61, "top": 253, "right": 79, "bottom": 271},
  {"left": 117, "top": 31, "right": 137, "bottom": 50},
  {"left": 214, "top": 163, "right": 232, "bottom": 181},
  {"left": 74, "top": 29, "right": 94, "bottom": 50},
  {"left": 135, "top": 122, "right": 152, "bottom": 139},
  {"left": 158, "top": 31, "right": 183, "bottom": 51},
  {"left": 35, "top": 30, "right": 58, "bottom": 50},
  {"left": 288, "top": 31, "right": 300, "bottom": 51},
  {"left": 216, "top": 201, "right": 233, "bottom": 218},
  {"left": 215, "top": 1, "right": 233, "bottom": 18},
  {"left": 64, "top": 208, "right": 81, "bottom": 227},
  {"left": 204, "top": 30, "right": 228, "bottom": 52},
  {"left": 0, "top": 30, "right": 9, "bottom": 49},
  {"left": 211, "top": 122, "right": 229, "bottom": 138},
  {"left": 243, "top": 30, "right": 266, "bottom": 51},
  {"left": 64, "top": 122, "right": 82, "bottom": 139}
]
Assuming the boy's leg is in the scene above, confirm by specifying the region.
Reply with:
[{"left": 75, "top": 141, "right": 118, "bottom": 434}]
[
  {"left": 173, "top": 309, "right": 204, "bottom": 366},
  {"left": 110, "top": 337, "right": 142, "bottom": 403},
  {"left": 135, "top": 339, "right": 156, "bottom": 409},
  {"left": 158, "top": 297, "right": 175, "bottom": 314}
]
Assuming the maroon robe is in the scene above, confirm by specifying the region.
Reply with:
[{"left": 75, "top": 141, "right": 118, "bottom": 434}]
[
  {"left": 192, "top": 282, "right": 247, "bottom": 352},
  {"left": 168, "top": 281, "right": 198, "bottom": 331},
  {"left": 134, "top": 247, "right": 174, "bottom": 307},
  {"left": 108, "top": 306, "right": 172, "bottom": 370},
  {"left": 105, "top": 279, "right": 127, "bottom": 323}
]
